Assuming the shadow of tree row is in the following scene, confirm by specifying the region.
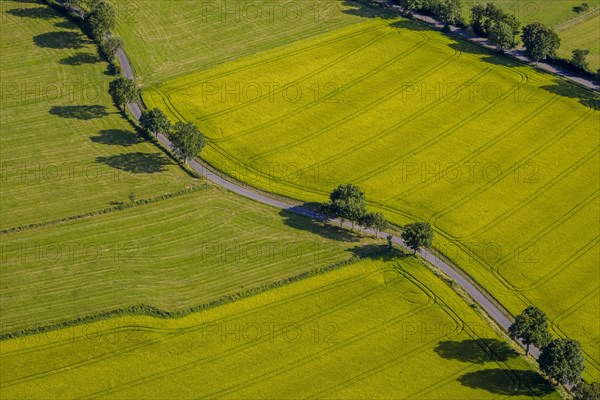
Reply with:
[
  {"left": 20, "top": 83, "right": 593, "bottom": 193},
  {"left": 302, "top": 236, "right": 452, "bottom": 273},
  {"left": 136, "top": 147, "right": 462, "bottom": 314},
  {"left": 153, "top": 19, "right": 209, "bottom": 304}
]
[
  {"left": 49, "top": 105, "right": 109, "bottom": 120},
  {"left": 433, "top": 339, "right": 555, "bottom": 396},
  {"left": 96, "top": 153, "right": 171, "bottom": 174}
]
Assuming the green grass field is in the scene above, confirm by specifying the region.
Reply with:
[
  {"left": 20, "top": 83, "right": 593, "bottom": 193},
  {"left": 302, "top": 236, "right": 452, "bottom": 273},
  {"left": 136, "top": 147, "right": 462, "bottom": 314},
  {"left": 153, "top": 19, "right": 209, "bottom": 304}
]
[
  {"left": 144, "top": 18, "right": 600, "bottom": 380},
  {"left": 0, "top": 186, "right": 376, "bottom": 333},
  {"left": 556, "top": 8, "right": 600, "bottom": 70},
  {"left": 111, "top": 0, "right": 373, "bottom": 85},
  {"left": 0, "top": 259, "right": 560, "bottom": 399},
  {"left": 0, "top": 0, "right": 192, "bottom": 230}
]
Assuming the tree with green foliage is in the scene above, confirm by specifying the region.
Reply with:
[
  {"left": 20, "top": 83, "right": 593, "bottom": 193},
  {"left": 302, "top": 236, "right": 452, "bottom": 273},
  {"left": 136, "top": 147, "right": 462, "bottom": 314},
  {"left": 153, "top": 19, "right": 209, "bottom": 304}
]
[
  {"left": 140, "top": 108, "right": 171, "bottom": 138},
  {"left": 401, "top": 222, "right": 433, "bottom": 253},
  {"left": 508, "top": 306, "right": 552, "bottom": 355},
  {"left": 99, "top": 36, "right": 122, "bottom": 61},
  {"left": 397, "top": 0, "right": 423, "bottom": 15},
  {"left": 521, "top": 23, "right": 561, "bottom": 63},
  {"left": 169, "top": 122, "right": 205, "bottom": 163},
  {"left": 575, "top": 381, "right": 600, "bottom": 400},
  {"left": 359, "top": 211, "right": 388, "bottom": 237},
  {"left": 470, "top": 3, "right": 520, "bottom": 44},
  {"left": 571, "top": 49, "right": 591, "bottom": 71},
  {"left": 434, "top": 0, "right": 463, "bottom": 28},
  {"left": 539, "top": 339, "right": 585, "bottom": 386},
  {"left": 108, "top": 77, "right": 137, "bottom": 110},
  {"left": 489, "top": 20, "right": 515, "bottom": 52},
  {"left": 84, "top": 0, "right": 115, "bottom": 40},
  {"left": 372, "top": 212, "right": 389, "bottom": 237},
  {"left": 324, "top": 184, "right": 367, "bottom": 228},
  {"left": 470, "top": 3, "right": 486, "bottom": 35}
]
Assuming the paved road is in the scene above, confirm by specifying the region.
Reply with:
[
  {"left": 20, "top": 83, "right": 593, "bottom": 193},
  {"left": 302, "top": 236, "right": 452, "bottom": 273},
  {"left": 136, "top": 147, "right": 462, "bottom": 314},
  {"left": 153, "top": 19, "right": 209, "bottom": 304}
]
[{"left": 116, "top": 49, "right": 543, "bottom": 357}]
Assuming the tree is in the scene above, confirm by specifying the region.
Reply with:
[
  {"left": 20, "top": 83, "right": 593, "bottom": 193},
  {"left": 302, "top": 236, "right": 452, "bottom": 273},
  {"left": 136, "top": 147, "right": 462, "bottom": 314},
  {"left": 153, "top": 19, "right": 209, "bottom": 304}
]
[
  {"left": 470, "top": 3, "right": 486, "bottom": 35},
  {"left": 434, "top": 0, "right": 463, "bottom": 28},
  {"left": 397, "top": 0, "right": 423, "bottom": 15},
  {"left": 372, "top": 212, "right": 389, "bottom": 237},
  {"left": 575, "top": 381, "right": 600, "bottom": 400},
  {"left": 539, "top": 339, "right": 585, "bottom": 386},
  {"left": 521, "top": 23, "right": 561, "bottom": 63},
  {"left": 489, "top": 20, "right": 515, "bottom": 52},
  {"left": 169, "top": 122, "right": 205, "bottom": 163},
  {"left": 401, "top": 222, "right": 433, "bottom": 253},
  {"left": 325, "top": 184, "right": 367, "bottom": 228},
  {"left": 108, "top": 77, "right": 137, "bottom": 110},
  {"left": 508, "top": 306, "right": 552, "bottom": 355},
  {"left": 99, "top": 36, "right": 123, "bottom": 60},
  {"left": 596, "top": 69, "right": 600, "bottom": 85},
  {"left": 571, "top": 49, "right": 591, "bottom": 70},
  {"left": 84, "top": 0, "right": 115, "bottom": 40},
  {"left": 140, "top": 108, "right": 171, "bottom": 138}
]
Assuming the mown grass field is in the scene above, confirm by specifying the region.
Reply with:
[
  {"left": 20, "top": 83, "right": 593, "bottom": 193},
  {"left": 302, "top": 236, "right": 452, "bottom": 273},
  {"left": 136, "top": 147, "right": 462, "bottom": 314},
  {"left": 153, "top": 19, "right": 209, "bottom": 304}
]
[
  {"left": 144, "top": 18, "right": 600, "bottom": 379},
  {"left": 0, "top": 0, "right": 192, "bottom": 230},
  {"left": 0, "top": 259, "right": 560, "bottom": 399},
  {"left": 0, "top": 186, "right": 376, "bottom": 333},
  {"left": 111, "top": 0, "right": 372, "bottom": 85},
  {"left": 556, "top": 8, "right": 600, "bottom": 70}
]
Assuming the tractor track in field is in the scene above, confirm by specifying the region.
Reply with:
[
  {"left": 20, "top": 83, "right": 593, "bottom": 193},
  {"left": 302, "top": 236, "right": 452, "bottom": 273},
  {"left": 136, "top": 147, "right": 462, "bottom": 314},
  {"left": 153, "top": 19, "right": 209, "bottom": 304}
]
[{"left": 116, "top": 47, "right": 543, "bottom": 360}]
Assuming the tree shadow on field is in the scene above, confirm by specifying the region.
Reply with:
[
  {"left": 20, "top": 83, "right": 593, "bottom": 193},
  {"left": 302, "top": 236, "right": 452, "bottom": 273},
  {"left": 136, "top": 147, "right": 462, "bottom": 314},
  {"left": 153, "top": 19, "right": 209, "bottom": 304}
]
[
  {"left": 347, "top": 244, "right": 410, "bottom": 260},
  {"left": 90, "top": 129, "right": 144, "bottom": 147},
  {"left": 96, "top": 153, "right": 171, "bottom": 174},
  {"left": 54, "top": 20, "right": 78, "bottom": 29},
  {"left": 458, "top": 369, "right": 554, "bottom": 396},
  {"left": 279, "top": 207, "right": 362, "bottom": 242},
  {"left": 434, "top": 338, "right": 519, "bottom": 364},
  {"left": 33, "top": 31, "right": 85, "bottom": 49},
  {"left": 59, "top": 52, "right": 100, "bottom": 65},
  {"left": 448, "top": 39, "right": 521, "bottom": 68},
  {"left": 49, "top": 105, "right": 109, "bottom": 120},
  {"left": 389, "top": 19, "right": 433, "bottom": 32},
  {"left": 6, "top": 6, "right": 58, "bottom": 19},
  {"left": 540, "top": 77, "right": 600, "bottom": 109},
  {"left": 341, "top": 0, "right": 397, "bottom": 19}
]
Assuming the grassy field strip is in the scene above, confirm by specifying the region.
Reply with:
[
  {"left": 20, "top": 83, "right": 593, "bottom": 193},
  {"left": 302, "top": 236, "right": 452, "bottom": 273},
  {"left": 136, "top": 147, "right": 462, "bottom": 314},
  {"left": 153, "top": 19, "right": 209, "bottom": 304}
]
[
  {"left": 0, "top": 260, "right": 560, "bottom": 399},
  {"left": 0, "top": 188, "right": 380, "bottom": 333},
  {"left": 1, "top": 266, "right": 399, "bottom": 389},
  {"left": 556, "top": 8, "right": 600, "bottom": 69},
  {"left": 112, "top": 0, "right": 372, "bottom": 85},
  {"left": 0, "top": 0, "right": 192, "bottom": 229}
]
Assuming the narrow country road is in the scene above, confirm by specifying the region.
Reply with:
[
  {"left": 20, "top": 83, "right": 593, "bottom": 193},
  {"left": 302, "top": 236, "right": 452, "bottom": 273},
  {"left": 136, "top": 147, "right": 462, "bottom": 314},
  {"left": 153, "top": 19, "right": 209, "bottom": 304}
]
[{"left": 116, "top": 49, "right": 541, "bottom": 358}]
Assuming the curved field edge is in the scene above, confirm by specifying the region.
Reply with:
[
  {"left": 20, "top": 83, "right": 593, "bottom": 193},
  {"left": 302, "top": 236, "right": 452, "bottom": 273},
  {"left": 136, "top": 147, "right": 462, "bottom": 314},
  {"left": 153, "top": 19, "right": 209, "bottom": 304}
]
[
  {"left": 0, "top": 259, "right": 560, "bottom": 399},
  {"left": 142, "top": 18, "right": 600, "bottom": 380}
]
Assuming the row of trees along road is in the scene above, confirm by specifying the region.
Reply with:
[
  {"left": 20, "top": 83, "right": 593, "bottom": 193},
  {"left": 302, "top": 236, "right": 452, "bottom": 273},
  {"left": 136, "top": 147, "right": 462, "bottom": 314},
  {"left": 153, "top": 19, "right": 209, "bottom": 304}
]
[
  {"left": 509, "top": 306, "right": 599, "bottom": 398},
  {"left": 395, "top": 0, "right": 598, "bottom": 75},
  {"left": 321, "top": 184, "right": 434, "bottom": 254}
]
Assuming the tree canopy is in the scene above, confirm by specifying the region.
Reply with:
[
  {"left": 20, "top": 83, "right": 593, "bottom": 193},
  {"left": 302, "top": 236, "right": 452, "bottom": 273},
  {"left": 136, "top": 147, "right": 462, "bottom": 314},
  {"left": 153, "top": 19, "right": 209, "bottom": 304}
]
[
  {"left": 521, "top": 23, "right": 561, "bottom": 62},
  {"left": 140, "top": 108, "right": 171, "bottom": 137},
  {"left": 539, "top": 338, "right": 585, "bottom": 386},
  {"left": 508, "top": 306, "right": 552, "bottom": 355},
  {"left": 401, "top": 222, "right": 433, "bottom": 253},
  {"left": 169, "top": 122, "right": 205, "bottom": 162},
  {"left": 108, "top": 77, "right": 137, "bottom": 110}
]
